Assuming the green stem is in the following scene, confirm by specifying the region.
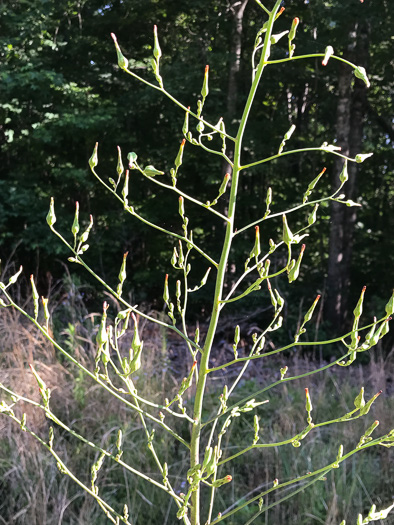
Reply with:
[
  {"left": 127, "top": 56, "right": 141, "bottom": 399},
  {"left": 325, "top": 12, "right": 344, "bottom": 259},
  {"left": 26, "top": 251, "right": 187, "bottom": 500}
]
[
  {"left": 241, "top": 146, "right": 355, "bottom": 171},
  {"left": 190, "top": 4, "right": 283, "bottom": 524}
]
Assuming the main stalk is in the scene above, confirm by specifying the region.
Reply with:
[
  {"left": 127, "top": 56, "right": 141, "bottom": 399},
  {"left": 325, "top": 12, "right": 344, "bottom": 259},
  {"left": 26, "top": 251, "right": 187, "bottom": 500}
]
[{"left": 189, "top": 3, "right": 282, "bottom": 523}]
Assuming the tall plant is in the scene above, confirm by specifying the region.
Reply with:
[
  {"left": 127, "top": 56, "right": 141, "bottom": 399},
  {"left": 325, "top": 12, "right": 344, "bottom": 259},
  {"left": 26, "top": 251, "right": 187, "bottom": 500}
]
[{"left": 1, "top": 1, "right": 393, "bottom": 524}]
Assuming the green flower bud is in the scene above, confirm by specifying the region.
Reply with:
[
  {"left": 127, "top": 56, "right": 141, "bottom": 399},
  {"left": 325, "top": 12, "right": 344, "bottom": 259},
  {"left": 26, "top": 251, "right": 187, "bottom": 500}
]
[
  {"left": 288, "top": 244, "right": 305, "bottom": 283},
  {"left": 175, "top": 139, "right": 186, "bottom": 170},
  {"left": 359, "top": 390, "right": 382, "bottom": 416},
  {"left": 385, "top": 290, "right": 394, "bottom": 316},
  {"left": 163, "top": 274, "right": 169, "bottom": 305},
  {"left": 30, "top": 274, "right": 39, "bottom": 321},
  {"left": 46, "top": 197, "right": 56, "bottom": 227},
  {"left": 354, "top": 387, "right": 365, "bottom": 409},
  {"left": 308, "top": 204, "right": 319, "bottom": 226},
  {"left": 79, "top": 214, "right": 93, "bottom": 244},
  {"left": 353, "top": 286, "right": 366, "bottom": 319},
  {"left": 271, "top": 30, "right": 289, "bottom": 45},
  {"left": 116, "top": 146, "right": 124, "bottom": 177},
  {"left": 339, "top": 160, "right": 348, "bottom": 183},
  {"left": 71, "top": 201, "right": 80, "bottom": 238},
  {"left": 178, "top": 196, "right": 185, "bottom": 218},
  {"left": 96, "top": 302, "right": 109, "bottom": 347},
  {"left": 89, "top": 142, "right": 98, "bottom": 169},
  {"left": 355, "top": 152, "right": 373, "bottom": 163},
  {"left": 266, "top": 187, "right": 272, "bottom": 209},
  {"left": 127, "top": 152, "right": 138, "bottom": 169},
  {"left": 111, "top": 33, "right": 129, "bottom": 70},
  {"left": 117, "top": 252, "right": 128, "bottom": 296},
  {"left": 282, "top": 214, "right": 293, "bottom": 245},
  {"left": 288, "top": 17, "right": 299, "bottom": 41},
  {"left": 153, "top": 25, "right": 162, "bottom": 60},
  {"left": 201, "top": 65, "right": 209, "bottom": 99},
  {"left": 143, "top": 165, "right": 164, "bottom": 177},
  {"left": 183, "top": 107, "right": 190, "bottom": 136},
  {"left": 354, "top": 66, "right": 370, "bottom": 87},
  {"left": 212, "top": 475, "right": 232, "bottom": 488}
]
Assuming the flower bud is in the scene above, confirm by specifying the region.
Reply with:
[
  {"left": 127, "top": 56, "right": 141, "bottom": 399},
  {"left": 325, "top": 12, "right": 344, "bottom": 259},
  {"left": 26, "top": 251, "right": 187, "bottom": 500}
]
[
  {"left": 46, "top": 197, "right": 56, "bottom": 227},
  {"left": 71, "top": 201, "right": 80, "bottom": 238},
  {"left": 339, "top": 160, "right": 348, "bottom": 184},
  {"left": 289, "top": 17, "right": 299, "bottom": 41},
  {"left": 322, "top": 45, "right": 334, "bottom": 66},
  {"left": 89, "top": 142, "right": 98, "bottom": 169},
  {"left": 111, "top": 33, "right": 129, "bottom": 70},
  {"left": 175, "top": 139, "right": 186, "bottom": 170},
  {"left": 178, "top": 196, "right": 185, "bottom": 218},
  {"left": 163, "top": 274, "right": 169, "bottom": 305},
  {"left": 353, "top": 286, "right": 366, "bottom": 320},
  {"left": 308, "top": 204, "right": 319, "bottom": 226},
  {"left": 354, "top": 66, "right": 370, "bottom": 87},
  {"left": 384, "top": 290, "right": 394, "bottom": 316},
  {"left": 79, "top": 214, "right": 93, "bottom": 244},
  {"left": 117, "top": 252, "right": 128, "bottom": 296},
  {"left": 355, "top": 152, "right": 373, "bottom": 163},
  {"left": 288, "top": 244, "right": 305, "bottom": 283},
  {"left": 127, "top": 152, "right": 138, "bottom": 169},
  {"left": 96, "top": 302, "right": 109, "bottom": 347},
  {"left": 153, "top": 25, "right": 162, "bottom": 60},
  {"left": 116, "top": 146, "right": 124, "bottom": 177},
  {"left": 354, "top": 387, "right": 365, "bottom": 409},
  {"left": 183, "top": 107, "right": 190, "bottom": 136},
  {"left": 30, "top": 275, "right": 39, "bottom": 321},
  {"left": 201, "top": 65, "right": 209, "bottom": 99},
  {"left": 143, "top": 165, "right": 164, "bottom": 177},
  {"left": 212, "top": 475, "right": 232, "bottom": 488},
  {"left": 282, "top": 214, "right": 293, "bottom": 245}
]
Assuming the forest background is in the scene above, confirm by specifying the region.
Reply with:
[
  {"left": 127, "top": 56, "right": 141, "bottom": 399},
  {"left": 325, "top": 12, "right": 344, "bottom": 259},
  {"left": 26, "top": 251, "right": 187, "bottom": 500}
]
[
  {"left": 0, "top": 0, "right": 393, "bottom": 330},
  {"left": 0, "top": 0, "right": 393, "bottom": 523}
]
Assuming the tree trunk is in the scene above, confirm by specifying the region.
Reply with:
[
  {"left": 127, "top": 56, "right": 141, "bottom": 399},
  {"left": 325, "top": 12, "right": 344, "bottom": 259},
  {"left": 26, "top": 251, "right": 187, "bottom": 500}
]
[{"left": 326, "top": 22, "right": 369, "bottom": 329}]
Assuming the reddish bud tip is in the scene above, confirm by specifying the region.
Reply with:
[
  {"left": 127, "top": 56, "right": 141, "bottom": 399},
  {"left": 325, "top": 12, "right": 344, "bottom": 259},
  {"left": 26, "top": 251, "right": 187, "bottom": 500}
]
[
  {"left": 205, "top": 65, "right": 209, "bottom": 73},
  {"left": 181, "top": 138, "right": 186, "bottom": 146},
  {"left": 305, "top": 387, "right": 309, "bottom": 394},
  {"left": 374, "top": 420, "right": 379, "bottom": 424},
  {"left": 226, "top": 475, "right": 232, "bottom": 481},
  {"left": 29, "top": 364, "right": 34, "bottom": 371},
  {"left": 378, "top": 390, "right": 383, "bottom": 395},
  {"left": 279, "top": 7, "right": 285, "bottom": 14},
  {"left": 294, "top": 17, "right": 299, "bottom": 24},
  {"left": 131, "top": 312, "right": 137, "bottom": 323},
  {"left": 179, "top": 196, "right": 183, "bottom": 202},
  {"left": 316, "top": 294, "right": 321, "bottom": 301},
  {"left": 165, "top": 274, "right": 168, "bottom": 280},
  {"left": 110, "top": 33, "right": 117, "bottom": 42},
  {"left": 255, "top": 225, "right": 259, "bottom": 232},
  {"left": 362, "top": 286, "right": 366, "bottom": 292},
  {"left": 154, "top": 25, "right": 157, "bottom": 31},
  {"left": 30, "top": 274, "right": 33, "bottom": 280},
  {"left": 192, "top": 360, "right": 197, "bottom": 369},
  {"left": 322, "top": 167, "right": 327, "bottom": 173},
  {"left": 225, "top": 173, "right": 230, "bottom": 179},
  {"left": 301, "top": 244, "right": 306, "bottom": 251},
  {"left": 187, "top": 106, "right": 190, "bottom": 110}
]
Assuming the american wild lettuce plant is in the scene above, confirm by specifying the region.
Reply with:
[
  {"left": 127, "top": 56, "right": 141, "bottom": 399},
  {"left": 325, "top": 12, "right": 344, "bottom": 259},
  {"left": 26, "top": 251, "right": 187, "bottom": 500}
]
[{"left": 1, "top": 1, "right": 393, "bottom": 524}]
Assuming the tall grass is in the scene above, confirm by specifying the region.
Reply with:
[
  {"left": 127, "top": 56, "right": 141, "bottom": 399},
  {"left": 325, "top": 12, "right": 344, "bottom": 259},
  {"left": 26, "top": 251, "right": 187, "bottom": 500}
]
[{"left": 0, "top": 288, "right": 392, "bottom": 524}]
